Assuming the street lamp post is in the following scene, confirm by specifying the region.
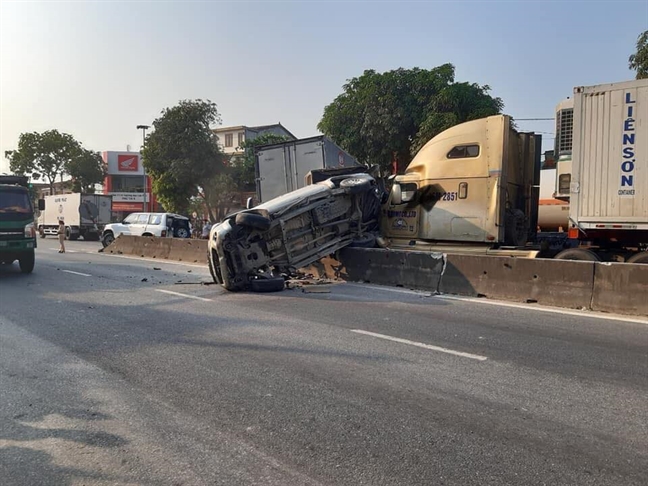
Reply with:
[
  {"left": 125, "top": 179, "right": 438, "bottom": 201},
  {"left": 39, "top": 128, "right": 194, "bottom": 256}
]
[{"left": 136, "top": 125, "right": 150, "bottom": 212}]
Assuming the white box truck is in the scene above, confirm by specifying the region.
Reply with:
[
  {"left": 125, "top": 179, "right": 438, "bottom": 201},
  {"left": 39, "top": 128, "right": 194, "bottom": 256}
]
[
  {"left": 38, "top": 193, "right": 112, "bottom": 241},
  {"left": 254, "top": 135, "right": 361, "bottom": 203}
]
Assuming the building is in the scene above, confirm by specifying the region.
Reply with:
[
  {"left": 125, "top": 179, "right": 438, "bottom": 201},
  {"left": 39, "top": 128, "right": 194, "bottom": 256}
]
[
  {"left": 101, "top": 151, "right": 159, "bottom": 220},
  {"left": 213, "top": 123, "right": 296, "bottom": 157},
  {"left": 32, "top": 181, "right": 73, "bottom": 198}
]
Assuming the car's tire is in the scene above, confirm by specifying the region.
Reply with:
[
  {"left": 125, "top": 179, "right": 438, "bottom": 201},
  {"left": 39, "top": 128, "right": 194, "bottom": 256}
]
[
  {"left": 65, "top": 227, "right": 71, "bottom": 240},
  {"left": 340, "top": 177, "right": 372, "bottom": 195},
  {"left": 208, "top": 252, "right": 218, "bottom": 282},
  {"left": 250, "top": 276, "right": 285, "bottom": 293},
  {"left": 349, "top": 233, "right": 377, "bottom": 248},
  {"left": 175, "top": 227, "right": 190, "bottom": 238},
  {"left": 102, "top": 232, "right": 115, "bottom": 248},
  {"left": 627, "top": 252, "right": 648, "bottom": 264},
  {"left": 235, "top": 213, "right": 272, "bottom": 231},
  {"left": 69, "top": 233, "right": 79, "bottom": 241},
  {"left": 554, "top": 248, "right": 601, "bottom": 261},
  {"left": 19, "top": 251, "right": 35, "bottom": 273}
]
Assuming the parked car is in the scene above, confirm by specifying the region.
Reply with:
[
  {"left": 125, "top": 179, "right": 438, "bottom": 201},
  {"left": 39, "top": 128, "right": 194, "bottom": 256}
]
[
  {"left": 208, "top": 172, "right": 384, "bottom": 291},
  {"left": 102, "top": 212, "right": 191, "bottom": 247}
]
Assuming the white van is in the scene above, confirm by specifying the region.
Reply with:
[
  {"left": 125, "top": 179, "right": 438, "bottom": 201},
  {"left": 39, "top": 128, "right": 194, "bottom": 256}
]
[{"left": 101, "top": 212, "right": 191, "bottom": 247}]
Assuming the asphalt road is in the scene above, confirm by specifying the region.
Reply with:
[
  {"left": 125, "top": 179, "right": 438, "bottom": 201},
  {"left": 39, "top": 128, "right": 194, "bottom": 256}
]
[{"left": 1, "top": 237, "right": 647, "bottom": 486}]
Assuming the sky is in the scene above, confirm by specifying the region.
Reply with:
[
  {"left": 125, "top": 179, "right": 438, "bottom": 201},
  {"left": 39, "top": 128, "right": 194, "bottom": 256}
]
[{"left": 1, "top": 0, "right": 647, "bottom": 175}]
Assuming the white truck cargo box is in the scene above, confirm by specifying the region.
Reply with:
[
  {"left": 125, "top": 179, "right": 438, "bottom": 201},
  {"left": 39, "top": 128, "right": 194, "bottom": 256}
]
[
  {"left": 571, "top": 79, "right": 648, "bottom": 230},
  {"left": 255, "top": 136, "right": 361, "bottom": 203}
]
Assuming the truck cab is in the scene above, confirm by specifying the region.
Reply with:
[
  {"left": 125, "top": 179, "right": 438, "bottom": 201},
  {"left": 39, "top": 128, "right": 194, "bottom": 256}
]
[
  {"left": 0, "top": 175, "right": 44, "bottom": 273},
  {"left": 382, "top": 115, "right": 541, "bottom": 250}
]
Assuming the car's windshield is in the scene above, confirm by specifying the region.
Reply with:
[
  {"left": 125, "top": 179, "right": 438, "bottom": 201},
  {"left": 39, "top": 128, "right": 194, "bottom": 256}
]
[{"left": 0, "top": 190, "right": 32, "bottom": 214}]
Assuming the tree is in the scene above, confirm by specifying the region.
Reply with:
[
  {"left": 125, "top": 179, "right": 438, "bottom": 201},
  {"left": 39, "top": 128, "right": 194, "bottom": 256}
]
[
  {"left": 233, "top": 133, "right": 291, "bottom": 191},
  {"left": 318, "top": 64, "right": 503, "bottom": 173},
  {"left": 629, "top": 30, "right": 648, "bottom": 79},
  {"left": 66, "top": 149, "right": 106, "bottom": 193},
  {"left": 5, "top": 130, "right": 81, "bottom": 194},
  {"left": 142, "top": 99, "right": 224, "bottom": 214}
]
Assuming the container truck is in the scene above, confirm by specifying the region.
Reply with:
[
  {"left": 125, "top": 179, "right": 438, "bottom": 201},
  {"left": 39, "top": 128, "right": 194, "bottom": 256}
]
[
  {"left": 0, "top": 175, "right": 44, "bottom": 273},
  {"left": 254, "top": 135, "right": 361, "bottom": 204},
  {"left": 381, "top": 78, "right": 647, "bottom": 263},
  {"left": 38, "top": 193, "right": 112, "bottom": 241}
]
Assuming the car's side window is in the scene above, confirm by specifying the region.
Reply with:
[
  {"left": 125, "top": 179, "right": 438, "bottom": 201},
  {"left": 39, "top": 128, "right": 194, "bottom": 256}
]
[
  {"left": 148, "top": 214, "right": 162, "bottom": 225},
  {"left": 137, "top": 214, "right": 149, "bottom": 225},
  {"left": 123, "top": 213, "right": 138, "bottom": 224}
]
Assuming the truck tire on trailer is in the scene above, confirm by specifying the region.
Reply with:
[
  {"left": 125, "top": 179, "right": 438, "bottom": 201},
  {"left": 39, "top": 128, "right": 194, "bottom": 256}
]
[
  {"left": 627, "top": 252, "right": 648, "bottom": 264},
  {"left": 554, "top": 248, "right": 601, "bottom": 261},
  {"left": 19, "top": 251, "right": 35, "bottom": 273}
]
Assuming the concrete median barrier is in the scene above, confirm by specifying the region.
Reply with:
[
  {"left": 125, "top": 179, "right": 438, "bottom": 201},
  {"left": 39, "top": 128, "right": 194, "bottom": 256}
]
[
  {"left": 591, "top": 262, "right": 648, "bottom": 316},
  {"left": 303, "top": 248, "right": 445, "bottom": 291},
  {"left": 440, "top": 254, "right": 596, "bottom": 309},
  {"left": 105, "top": 235, "right": 208, "bottom": 264}
]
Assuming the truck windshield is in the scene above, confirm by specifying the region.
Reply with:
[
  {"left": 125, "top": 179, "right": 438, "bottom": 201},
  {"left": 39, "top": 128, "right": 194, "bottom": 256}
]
[{"left": 0, "top": 190, "right": 32, "bottom": 214}]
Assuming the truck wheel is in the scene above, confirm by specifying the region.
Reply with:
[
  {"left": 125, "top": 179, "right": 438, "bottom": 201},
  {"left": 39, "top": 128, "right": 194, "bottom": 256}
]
[
  {"left": 554, "top": 249, "right": 600, "bottom": 261},
  {"left": 19, "top": 251, "right": 35, "bottom": 273},
  {"left": 250, "top": 276, "right": 285, "bottom": 293},
  {"left": 102, "top": 232, "right": 115, "bottom": 248},
  {"left": 65, "top": 227, "right": 71, "bottom": 240},
  {"left": 627, "top": 252, "right": 648, "bottom": 264},
  {"left": 235, "top": 213, "right": 272, "bottom": 231},
  {"left": 69, "top": 233, "right": 79, "bottom": 241},
  {"left": 340, "top": 177, "right": 372, "bottom": 195}
]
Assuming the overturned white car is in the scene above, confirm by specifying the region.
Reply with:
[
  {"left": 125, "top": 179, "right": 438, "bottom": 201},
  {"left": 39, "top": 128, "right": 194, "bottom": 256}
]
[{"left": 208, "top": 172, "right": 384, "bottom": 291}]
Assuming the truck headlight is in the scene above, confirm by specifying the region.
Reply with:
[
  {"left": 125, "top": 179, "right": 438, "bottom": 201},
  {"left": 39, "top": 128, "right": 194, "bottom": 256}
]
[{"left": 24, "top": 223, "right": 35, "bottom": 238}]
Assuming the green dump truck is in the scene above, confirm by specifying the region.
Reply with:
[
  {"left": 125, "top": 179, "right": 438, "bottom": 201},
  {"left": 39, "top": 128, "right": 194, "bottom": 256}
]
[{"left": 0, "top": 175, "right": 44, "bottom": 273}]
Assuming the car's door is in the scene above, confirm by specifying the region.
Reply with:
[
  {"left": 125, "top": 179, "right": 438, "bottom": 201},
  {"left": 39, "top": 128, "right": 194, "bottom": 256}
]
[
  {"left": 145, "top": 214, "right": 164, "bottom": 236},
  {"left": 115, "top": 213, "right": 139, "bottom": 236},
  {"left": 131, "top": 213, "right": 150, "bottom": 236}
]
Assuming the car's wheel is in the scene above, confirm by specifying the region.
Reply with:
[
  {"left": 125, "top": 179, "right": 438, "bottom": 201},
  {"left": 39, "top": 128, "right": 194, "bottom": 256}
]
[
  {"left": 102, "top": 232, "right": 115, "bottom": 248},
  {"left": 19, "top": 251, "right": 35, "bottom": 273},
  {"left": 175, "top": 227, "right": 190, "bottom": 238},
  {"left": 250, "top": 276, "right": 285, "bottom": 293},
  {"left": 627, "top": 252, "right": 648, "bottom": 264},
  {"left": 235, "top": 213, "right": 272, "bottom": 231},
  {"left": 208, "top": 252, "right": 218, "bottom": 282},
  {"left": 69, "top": 233, "right": 79, "bottom": 241},
  {"left": 554, "top": 248, "right": 600, "bottom": 261},
  {"left": 349, "top": 233, "right": 377, "bottom": 248},
  {"left": 340, "top": 177, "right": 372, "bottom": 195},
  {"left": 65, "top": 227, "right": 71, "bottom": 240}
]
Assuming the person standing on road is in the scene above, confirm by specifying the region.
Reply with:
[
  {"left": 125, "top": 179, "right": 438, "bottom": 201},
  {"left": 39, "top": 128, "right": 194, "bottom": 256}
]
[{"left": 57, "top": 218, "right": 66, "bottom": 253}]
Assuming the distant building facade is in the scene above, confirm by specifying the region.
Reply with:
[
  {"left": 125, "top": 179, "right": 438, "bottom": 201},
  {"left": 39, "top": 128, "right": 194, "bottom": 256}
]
[{"left": 213, "top": 123, "right": 296, "bottom": 157}]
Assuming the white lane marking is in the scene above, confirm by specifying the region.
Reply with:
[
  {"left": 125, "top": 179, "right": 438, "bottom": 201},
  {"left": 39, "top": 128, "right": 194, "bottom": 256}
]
[
  {"left": 49, "top": 248, "right": 77, "bottom": 253},
  {"left": 436, "top": 295, "right": 648, "bottom": 325},
  {"left": 350, "top": 329, "right": 488, "bottom": 361},
  {"left": 345, "top": 282, "right": 648, "bottom": 325},
  {"left": 62, "top": 270, "right": 92, "bottom": 277},
  {"left": 350, "top": 283, "right": 432, "bottom": 297},
  {"left": 155, "top": 289, "right": 212, "bottom": 302}
]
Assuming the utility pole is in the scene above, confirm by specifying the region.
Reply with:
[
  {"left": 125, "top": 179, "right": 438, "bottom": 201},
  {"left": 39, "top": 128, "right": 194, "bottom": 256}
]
[{"left": 136, "top": 125, "right": 150, "bottom": 212}]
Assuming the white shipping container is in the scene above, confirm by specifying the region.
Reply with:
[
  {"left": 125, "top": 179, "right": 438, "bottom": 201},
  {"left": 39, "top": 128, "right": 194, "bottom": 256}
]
[{"left": 570, "top": 79, "right": 648, "bottom": 230}]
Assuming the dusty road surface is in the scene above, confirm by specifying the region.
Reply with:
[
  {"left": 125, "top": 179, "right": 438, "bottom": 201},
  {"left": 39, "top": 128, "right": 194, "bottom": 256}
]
[{"left": 1, "top": 237, "right": 647, "bottom": 485}]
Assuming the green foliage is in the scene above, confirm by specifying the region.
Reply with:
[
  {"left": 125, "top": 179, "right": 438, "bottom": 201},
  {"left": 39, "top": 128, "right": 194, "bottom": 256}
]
[
  {"left": 142, "top": 99, "right": 224, "bottom": 214},
  {"left": 318, "top": 64, "right": 504, "bottom": 173},
  {"left": 201, "top": 172, "right": 238, "bottom": 222},
  {"left": 629, "top": 30, "right": 648, "bottom": 79},
  {"left": 233, "top": 133, "right": 291, "bottom": 191},
  {"left": 67, "top": 149, "right": 106, "bottom": 193},
  {"left": 5, "top": 130, "right": 81, "bottom": 192}
]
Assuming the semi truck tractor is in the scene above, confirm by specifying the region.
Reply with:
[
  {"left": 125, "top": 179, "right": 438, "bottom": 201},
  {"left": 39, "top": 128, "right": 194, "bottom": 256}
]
[
  {"left": 38, "top": 193, "right": 112, "bottom": 241},
  {"left": 381, "top": 78, "right": 647, "bottom": 263},
  {"left": 0, "top": 175, "right": 44, "bottom": 273}
]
